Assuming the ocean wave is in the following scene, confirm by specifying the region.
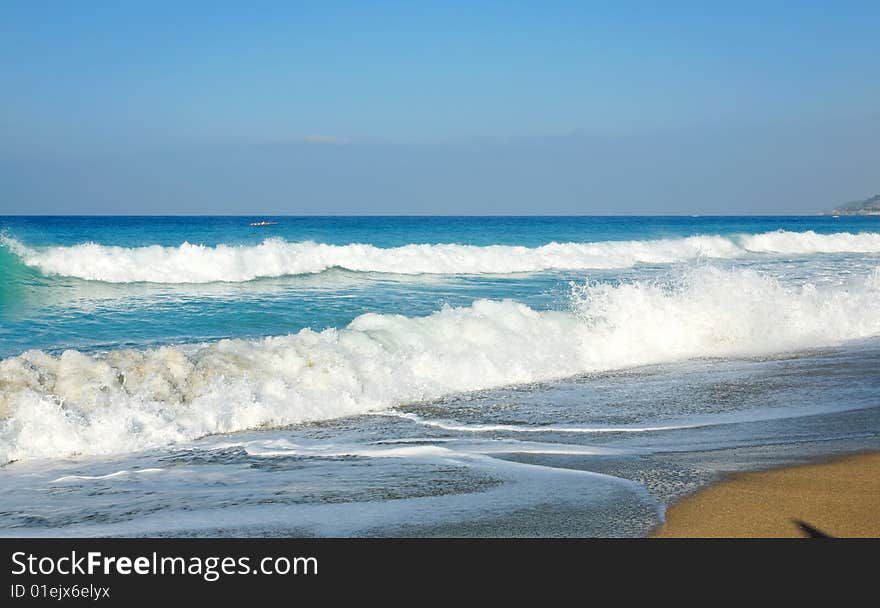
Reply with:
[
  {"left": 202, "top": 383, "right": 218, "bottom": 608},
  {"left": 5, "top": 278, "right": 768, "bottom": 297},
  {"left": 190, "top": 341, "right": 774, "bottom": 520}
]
[
  {"left": 4, "top": 230, "right": 880, "bottom": 283},
  {"left": 2, "top": 265, "right": 879, "bottom": 463}
]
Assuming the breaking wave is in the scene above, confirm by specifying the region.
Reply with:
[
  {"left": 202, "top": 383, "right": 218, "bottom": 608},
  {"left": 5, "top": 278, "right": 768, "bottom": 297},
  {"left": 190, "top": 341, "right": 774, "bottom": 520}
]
[
  {"left": 2, "top": 265, "right": 880, "bottom": 463},
  {"left": 3, "top": 230, "right": 880, "bottom": 283}
]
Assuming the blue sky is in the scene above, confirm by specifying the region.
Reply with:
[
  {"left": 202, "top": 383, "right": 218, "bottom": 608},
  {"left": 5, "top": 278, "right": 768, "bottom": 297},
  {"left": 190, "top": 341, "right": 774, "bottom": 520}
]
[{"left": 1, "top": 1, "right": 879, "bottom": 214}]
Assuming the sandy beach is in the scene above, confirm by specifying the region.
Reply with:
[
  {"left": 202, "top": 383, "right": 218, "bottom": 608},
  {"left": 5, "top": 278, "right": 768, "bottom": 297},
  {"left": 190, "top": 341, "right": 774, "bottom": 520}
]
[{"left": 653, "top": 451, "right": 880, "bottom": 538}]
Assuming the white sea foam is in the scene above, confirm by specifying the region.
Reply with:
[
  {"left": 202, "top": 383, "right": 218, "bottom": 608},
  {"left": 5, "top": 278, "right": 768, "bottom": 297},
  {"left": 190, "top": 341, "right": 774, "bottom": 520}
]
[
  {"left": 49, "top": 468, "right": 163, "bottom": 483},
  {"left": 1, "top": 266, "right": 880, "bottom": 463},
  {"left": 739, "top": 230, "right": 880, "bottom": 254},
  {"left": 4, "top": 230, "right": 880, "bottom": 283},
  {"left": 379, "top": 411, "right": 703, "bottom": 433}
]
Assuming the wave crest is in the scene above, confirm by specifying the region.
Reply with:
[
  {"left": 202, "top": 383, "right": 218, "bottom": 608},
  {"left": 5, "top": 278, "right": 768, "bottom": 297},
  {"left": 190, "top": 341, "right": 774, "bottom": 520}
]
[
  {"left": 2, "top": 265, "right": 879, "bottom": 463},
  {"left": 4, "top": 230, "right": 880, "bottom": 283}
]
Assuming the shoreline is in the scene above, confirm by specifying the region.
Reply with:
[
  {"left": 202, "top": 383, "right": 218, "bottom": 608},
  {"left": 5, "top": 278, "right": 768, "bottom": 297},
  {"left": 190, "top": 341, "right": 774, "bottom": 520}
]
[{"left": 652, "top": 451, "right": 880, "bottom": 538}]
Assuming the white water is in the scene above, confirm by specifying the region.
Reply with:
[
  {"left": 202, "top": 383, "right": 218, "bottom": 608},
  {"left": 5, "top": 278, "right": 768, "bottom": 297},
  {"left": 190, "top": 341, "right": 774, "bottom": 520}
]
[
  {"left": 2, "top": 265, "right": 880, "bottom": 463},
  {"left": 5, "top": 230, "right": 880, "bottom": 283}
]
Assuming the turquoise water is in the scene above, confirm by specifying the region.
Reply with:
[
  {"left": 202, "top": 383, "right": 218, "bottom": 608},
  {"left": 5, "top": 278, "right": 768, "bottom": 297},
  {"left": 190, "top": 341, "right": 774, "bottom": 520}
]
[
  {"left": 1, "top": 215, "right": 879, "bottom": 536},
  {"left": 2, "top": 215, "right": 878, "bottom": 357}
]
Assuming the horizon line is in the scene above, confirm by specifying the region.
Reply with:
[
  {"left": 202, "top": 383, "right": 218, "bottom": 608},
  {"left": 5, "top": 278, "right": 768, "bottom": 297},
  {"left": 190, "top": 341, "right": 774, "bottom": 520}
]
[{"left": 0, "top": 213, "right": 841, "bottom": 218}]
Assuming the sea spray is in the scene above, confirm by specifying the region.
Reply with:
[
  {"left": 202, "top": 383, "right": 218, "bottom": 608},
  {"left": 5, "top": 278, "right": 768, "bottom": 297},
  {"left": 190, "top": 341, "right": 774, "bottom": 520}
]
[
  {"left": 4, "top": 230, "right": 880, "bottom": 283},
  {"left": 1, "top": 266, "right": 879, "bottom": 463}
]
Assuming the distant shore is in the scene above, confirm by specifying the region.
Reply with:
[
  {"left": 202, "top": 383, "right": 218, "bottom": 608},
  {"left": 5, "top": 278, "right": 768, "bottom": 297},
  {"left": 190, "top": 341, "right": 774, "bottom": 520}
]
[
  {"left": 826, "top": 193, "right": 880, "bottom": 216},
  {"left": 824, "top": 210, "right": 880, "bottom": 216},
  {"left": 652, "top": 451, "right": 880, "bottom": 538}
]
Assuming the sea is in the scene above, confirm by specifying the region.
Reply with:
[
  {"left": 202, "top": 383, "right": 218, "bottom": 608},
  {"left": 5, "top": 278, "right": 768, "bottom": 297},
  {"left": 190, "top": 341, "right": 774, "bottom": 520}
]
[{"left": 1, "top": 215, "right": 878, "bottom": 536}]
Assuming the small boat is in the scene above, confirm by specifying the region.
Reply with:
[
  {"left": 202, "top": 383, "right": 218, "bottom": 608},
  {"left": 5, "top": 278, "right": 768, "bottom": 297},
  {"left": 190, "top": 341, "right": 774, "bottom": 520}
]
[{"left": 249, "top": 221, "right": 279, "bottom": 227}]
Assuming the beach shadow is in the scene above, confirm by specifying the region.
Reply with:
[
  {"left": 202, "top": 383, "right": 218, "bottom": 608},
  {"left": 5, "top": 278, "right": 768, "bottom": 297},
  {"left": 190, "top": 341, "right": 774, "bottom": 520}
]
[{"left": 793, "top": 520, "right": 833, "bottom": 538}]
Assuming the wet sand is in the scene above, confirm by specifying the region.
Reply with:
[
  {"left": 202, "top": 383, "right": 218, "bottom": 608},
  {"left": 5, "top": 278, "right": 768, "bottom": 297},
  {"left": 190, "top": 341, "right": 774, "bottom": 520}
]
[{"left": 653, "top": 451, "right": 880, "bottom": 538}]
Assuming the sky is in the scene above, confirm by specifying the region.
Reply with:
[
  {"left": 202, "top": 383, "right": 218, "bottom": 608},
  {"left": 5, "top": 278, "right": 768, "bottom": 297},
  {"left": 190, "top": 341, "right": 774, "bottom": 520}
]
[{"left": 1, "top": 0, "right": 879, "bottom": 214}]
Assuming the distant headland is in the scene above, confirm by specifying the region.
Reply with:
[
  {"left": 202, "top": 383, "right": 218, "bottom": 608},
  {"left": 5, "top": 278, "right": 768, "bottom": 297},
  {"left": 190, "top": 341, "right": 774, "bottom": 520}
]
[{"left": 827, "top": 193, "right": 880, "bottom": 215}]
